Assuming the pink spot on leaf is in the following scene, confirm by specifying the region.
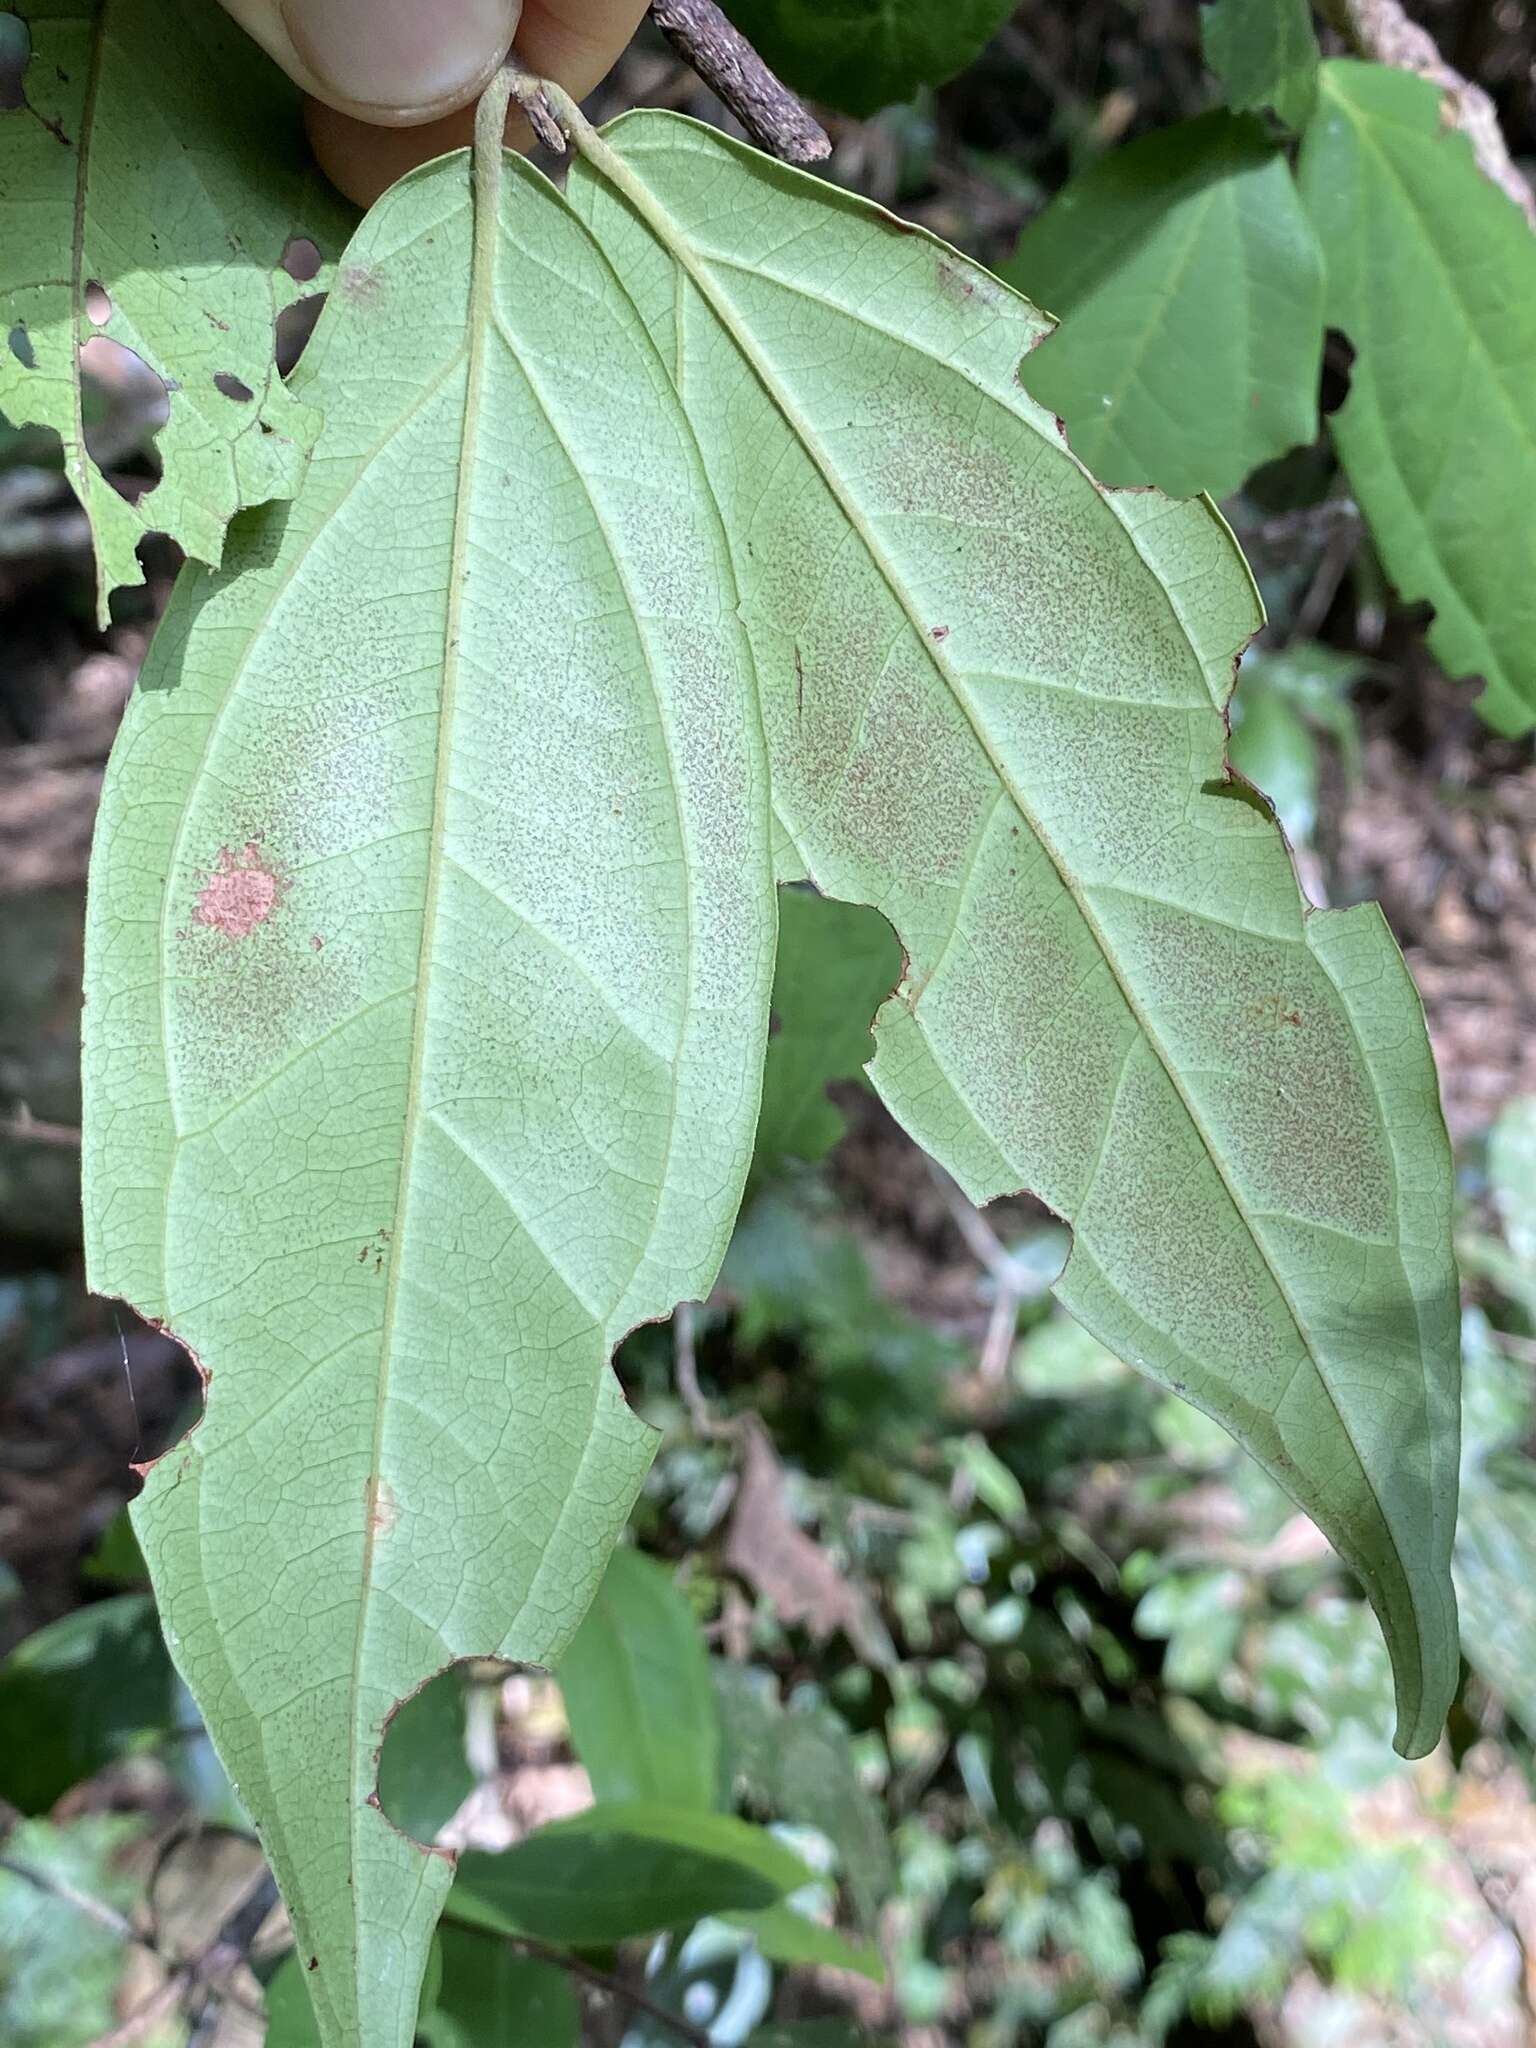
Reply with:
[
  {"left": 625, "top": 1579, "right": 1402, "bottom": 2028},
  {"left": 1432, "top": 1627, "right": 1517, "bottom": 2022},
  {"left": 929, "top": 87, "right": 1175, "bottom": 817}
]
[{"left": 193, "top": 841, "right": 284, "bottom": 939}]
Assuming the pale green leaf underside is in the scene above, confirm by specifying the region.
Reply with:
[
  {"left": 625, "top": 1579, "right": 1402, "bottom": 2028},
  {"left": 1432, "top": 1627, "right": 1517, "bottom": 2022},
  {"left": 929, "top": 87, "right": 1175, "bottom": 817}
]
[
  {"left": 1299, "top": 60, "right": 1536, "bottom": 736},
  {"left": 86, "top": 105, "right": 1459, "bottom": 2048},
  {"left": 83, "top": 141, "right": 775, "bottom": 2045},
  {"left": 0, "top": 0, "right": 352, "bottom": 624},
  {"left": 1005, "top": 111, "right": 1324, "bottom": 499},
  {"left": 1201, "top": 0, "right": 1320, "bottom": 132},
  {"left": 570, "top": 112, "right": 1458, "bottom": 1755}
]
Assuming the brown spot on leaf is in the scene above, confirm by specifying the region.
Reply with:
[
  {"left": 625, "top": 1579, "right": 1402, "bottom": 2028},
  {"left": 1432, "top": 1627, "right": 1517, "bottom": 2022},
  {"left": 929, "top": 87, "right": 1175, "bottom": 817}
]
[
  {"left": 310, "top": 933, "right": 324, "bottom": 952},
  {"left": 192, "top": 840, "right": 284, "bottom": 939},
  {"left": 930, "top": 625, "right": 949, "bottom": 642}
]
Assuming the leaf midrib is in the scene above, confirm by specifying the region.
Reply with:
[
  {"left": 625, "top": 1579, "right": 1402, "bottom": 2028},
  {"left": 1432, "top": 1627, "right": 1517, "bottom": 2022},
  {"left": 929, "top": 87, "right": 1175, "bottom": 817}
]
[{"left": 594, "top": 132, "right": 1403, "bottom": 1614}]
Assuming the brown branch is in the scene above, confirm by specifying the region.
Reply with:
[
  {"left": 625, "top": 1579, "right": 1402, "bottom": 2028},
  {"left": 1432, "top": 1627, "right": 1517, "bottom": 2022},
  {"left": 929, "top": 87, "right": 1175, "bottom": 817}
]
[
  {"left": 1321, "top": 0, "right": 1536, "bottom": 230},
  {"left": 648, "top": 0, "right": 830, "bottom": 165}
]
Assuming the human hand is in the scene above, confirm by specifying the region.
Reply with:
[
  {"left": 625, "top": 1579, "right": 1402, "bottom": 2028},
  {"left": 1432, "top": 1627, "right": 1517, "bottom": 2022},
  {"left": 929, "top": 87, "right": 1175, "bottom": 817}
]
[{"left": 216, "top": 0, "right": 648, "bottom": 204}]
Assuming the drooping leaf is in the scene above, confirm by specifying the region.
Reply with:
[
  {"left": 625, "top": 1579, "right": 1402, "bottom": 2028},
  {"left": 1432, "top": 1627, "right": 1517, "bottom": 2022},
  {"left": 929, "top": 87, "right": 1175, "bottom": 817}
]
[
  {"left": 82, "top": 127, "right": 776, "bottom": 2048},
  {"left": 1004, "top": 111, "right": 1324, "bottom": 498},
  {"left": 559, "top": 1545, "right": 721, "bottom": 1811},
  {"left": 753, "top": 887, "right": 902, "bottom": 1179},
  {"left": 0, "top": 1593, "right": 175, "bottom": 1812},
  {"left": 422, "top": 1930, "right": 579, "bottom": 2048},
  {"left": 1201, "top": 0, "right": 1320, "bottom": 132},
  {"left": 1298, "top": 60, "right": 1536, "bottom": 735},
  {"left": 569, "top": 111, "right": 1459, "bottom": 1757},
  {"left": 719, "top": 0, "right": 1015, "bottom": 117},
  {"left": 714, "top": 1663, "right": 894, "bottom": 1928},
  {"left": 449, "top": 1804, "right": 813, "bottom": 1947},
  {"left": 0, "top": 0, "right": 352, "bottom": 624}
]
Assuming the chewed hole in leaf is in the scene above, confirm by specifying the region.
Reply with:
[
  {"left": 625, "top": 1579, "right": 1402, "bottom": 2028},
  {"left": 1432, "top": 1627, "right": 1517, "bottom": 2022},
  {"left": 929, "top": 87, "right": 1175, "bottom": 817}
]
[
  {"left": 276, "top": 294, "right": 324, "bottom": 376},
  {"left": 0, "top": 11, "right": 29, "bottom": 110},
  {"left": 376, "top": 1662, "right": 565, "bottom": 1850},
  {"left": 1320, "top": 327, "right": 1357, "bottom": 419},
  {"left": 85, "top": 281, "right": 112, "bottom": 327},
  {"left": 281, "top": 235, "right": 322, "bottom": 283},
  {"left": 213, "top": 371, "right": 255, "bottom": 403},
  {"left": 79, "top": 335, "right": 168, "bottom": 482},
  {"left": 7, "top": 321, "right": 34, "bottom": 369}
]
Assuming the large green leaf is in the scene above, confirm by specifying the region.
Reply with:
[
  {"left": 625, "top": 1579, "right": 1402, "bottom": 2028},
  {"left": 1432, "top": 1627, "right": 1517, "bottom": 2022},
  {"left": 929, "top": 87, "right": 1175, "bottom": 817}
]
[
  {"left": 0, "top": 1593, "right": 175, "bottom": 1812},
  {"left": 719, "top": 0, "right": 1015, "bottom": 117},
  {"left": 559, "top": 1546, "right": 720, "bottom": 1810},
  {"left": 754, "top": 888, "right": 902, "bottom": 1179},
  {"left": 568, "top": 110, "right": 1459, "bottom": 1758},
  {"left": 422, "top": 1931, "right": 579, "bottom": 2048},
  {"left": 82, "top": 117, "right": 775, "bottom": 2048},
  {"left": 1005, "top": 112, "right": 1324, "bottom": 498},
  {"left": 449, "top": 1804, "right": 812, "bottom": 1946},
  {"left": 1201, "top": 0, "right": 1320, "bottom": 132},
  {"left": 0, "top": 0, "right": 352, "bottom": 624},
  {"left": 1298, "top": 60, "right": 1536, "bottom": 735}
]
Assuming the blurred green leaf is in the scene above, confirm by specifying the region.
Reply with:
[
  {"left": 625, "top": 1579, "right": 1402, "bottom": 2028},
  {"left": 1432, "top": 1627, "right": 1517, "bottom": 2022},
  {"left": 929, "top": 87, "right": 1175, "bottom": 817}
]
[
  {"left": 1298, "top": 61, "right": 1536, "bottom": 734},
  {"left": 0, "top": 1818, "right": 141, "bottom": 2048},
  {"left": 376, "top": 1665, "right": 475, "bottom": 1848},
  {"left": 747, "top": 2026, "right": 872, "bottom": 2047},
  {"left": 715, "top": 1664, "right": 894, "bottom": 1927},
  {"left": 1229, "top": 686, "right": 1319, "bottom": 845},
  {"left": 422, "top": 1928, "right": 579, "bottom": 2048},
  {"left": 559, "top": 1547, "right": 720, "bottom": 1811},
  {"left": 266, "top": 1951, "right": 324, "bottom": 2047},
  {"left": 729, "top": 1898, "right": 884, "bottom": 1979},
  {"left": 1134, "top": 1570, "right": 1247, "bottom": 1693},
  {"left": 754, "top": 890, "right": 901, "bottom": 1182},
  {"left": 719, "top": 0, "right": 1015, "bottom": 117},
  {"left": 1201, "top": 0, "right": 1320, "bottom": 131},
  {"left": 1489, "top": 1095, "right": 1536, "bottom": 1270},
  {"left": 1456, "top": 1481, "right": 1536, "bottom": 1731},
  {"left": 1006, "top": 112, "right": 1323, "bottom": 497},
  {"left": 0, "top": 1594, "right": 175, "bottom": 1812},
  {"left": 450, "top": 1804, "right": 812, "bottom": 1947},
  {"left": 80, "top": 1507, "right": 147, "bottom": 1588}
]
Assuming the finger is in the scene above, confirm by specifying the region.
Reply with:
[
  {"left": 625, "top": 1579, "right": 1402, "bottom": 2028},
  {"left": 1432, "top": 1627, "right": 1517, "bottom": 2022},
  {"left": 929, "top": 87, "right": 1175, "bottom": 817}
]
[
  {"left": 218, "top": 0, "right": 521, "bottom": 124},
  {"left": 305, "top": 0, "right": 648, "bottom": 206}
]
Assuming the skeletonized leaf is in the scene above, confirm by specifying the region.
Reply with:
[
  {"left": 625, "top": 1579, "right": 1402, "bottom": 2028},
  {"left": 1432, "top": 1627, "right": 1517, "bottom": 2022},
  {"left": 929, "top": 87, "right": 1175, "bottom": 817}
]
[
  {"left": 570, "top": 111, "right": 1459, "bottom": 1758},
  {"left": 1201, "top": 0, "right": 1320, "bottom": 132},
  {"left": 82, "top": 135, "right": 775, "bottom": 2048},
  {"left": 0, "top": 0, "right": 352, "bottom": 624},
  {"left": 1005, "top": 112, "right": 1324, "bottom": 499},
  {"left": 720, "top": 0, "right": 1015, "bottom": 117},
  {"left": 1298, "top": 60, "right": 1536, "bottom": 735}
]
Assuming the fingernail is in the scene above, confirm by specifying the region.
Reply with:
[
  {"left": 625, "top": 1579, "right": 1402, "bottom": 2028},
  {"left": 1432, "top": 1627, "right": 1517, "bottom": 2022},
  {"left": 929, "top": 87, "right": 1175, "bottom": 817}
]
[{"left": 282, "top": 0, "right": 518, "bottom": 116}]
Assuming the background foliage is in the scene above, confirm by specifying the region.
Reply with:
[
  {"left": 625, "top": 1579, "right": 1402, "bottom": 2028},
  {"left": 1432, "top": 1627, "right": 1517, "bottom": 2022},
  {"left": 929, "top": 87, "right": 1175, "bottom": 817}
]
[{"left": 2, "top": 0, "right": 1536, "bottom": 2043}]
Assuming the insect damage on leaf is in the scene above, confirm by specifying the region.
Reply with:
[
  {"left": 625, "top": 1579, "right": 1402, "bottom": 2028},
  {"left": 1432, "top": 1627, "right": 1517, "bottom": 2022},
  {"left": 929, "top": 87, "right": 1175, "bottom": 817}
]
[{"left": 0, "top": 0, "right": 353, "bottom": 623}]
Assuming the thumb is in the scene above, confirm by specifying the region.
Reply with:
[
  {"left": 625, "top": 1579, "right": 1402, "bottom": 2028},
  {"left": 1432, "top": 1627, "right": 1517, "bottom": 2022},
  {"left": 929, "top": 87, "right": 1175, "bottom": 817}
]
[{"left": 217, "top": 0, "right": 521, "bottom": 125}]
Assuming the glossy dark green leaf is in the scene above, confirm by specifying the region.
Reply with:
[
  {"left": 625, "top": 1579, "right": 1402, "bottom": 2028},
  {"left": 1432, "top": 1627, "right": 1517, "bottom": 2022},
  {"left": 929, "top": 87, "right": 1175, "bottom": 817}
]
[
  {"left": 422, "top": 1929, "right": 579, "bottom": 2048},
  {"left": 0, "top": 1594, "right": 175, "bottom": 1812},
  {"left": 559, "top": 1547, "right": 720, "bottom": 1810},
  {"left": 450, "top": 1804, "right": 812, "bottom": 1948},
  {"left": 720, "top": 0, "right": 1015, "bottom": 116}
]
